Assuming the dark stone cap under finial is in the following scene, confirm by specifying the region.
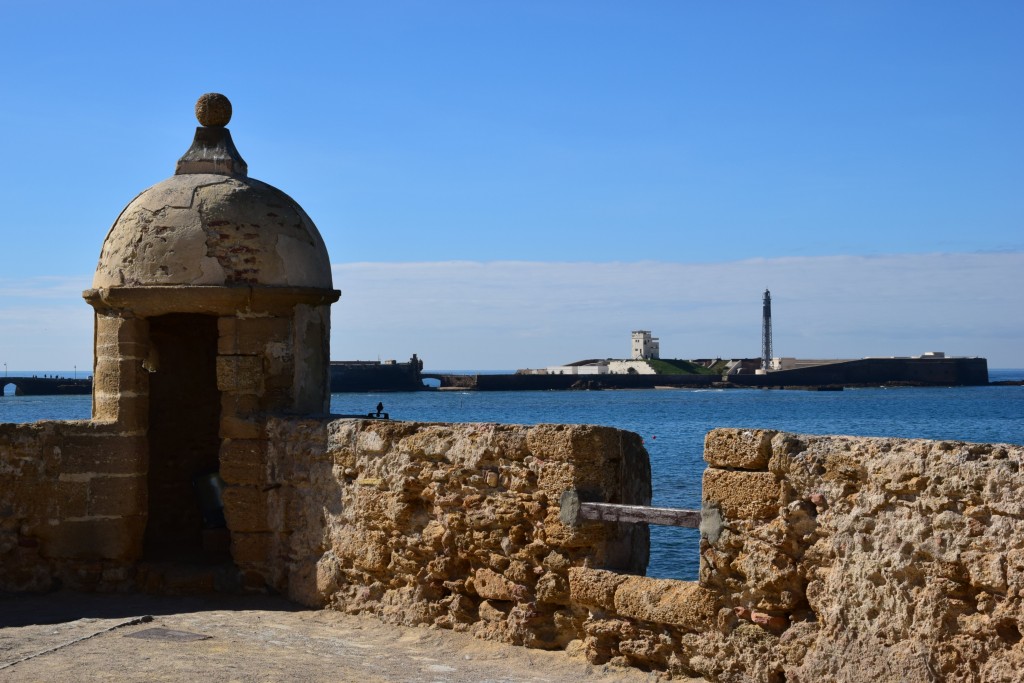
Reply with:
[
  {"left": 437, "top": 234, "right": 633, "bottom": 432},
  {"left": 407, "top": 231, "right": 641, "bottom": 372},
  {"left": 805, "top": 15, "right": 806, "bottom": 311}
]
[{"left": 176, "top": 93, "right": 248, "bottom": 177}]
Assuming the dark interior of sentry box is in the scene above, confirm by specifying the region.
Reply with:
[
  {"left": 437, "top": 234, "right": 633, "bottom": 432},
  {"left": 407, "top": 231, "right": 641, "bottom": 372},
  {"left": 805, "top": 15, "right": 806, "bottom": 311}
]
[{"left": 143, "top": 314, "right": 224, "bottom": 562}]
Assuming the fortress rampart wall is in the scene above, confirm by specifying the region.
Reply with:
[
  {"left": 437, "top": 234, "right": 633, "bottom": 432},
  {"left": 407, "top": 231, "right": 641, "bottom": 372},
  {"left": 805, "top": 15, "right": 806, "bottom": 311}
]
[
  {"left": 248, "top": 418, "right": 652, "bottom": 648},
  {"left": 0, "top": 420, "right": 146, "bottom": 592},
  {"left": 249, "top": 423, "right": 1024, "bottom": 681},
  {"left": 564, "top": 429, "right": 1024, "bottom": 681},
  {"left": 4, "top": 419, "right": 1023, "bottom": 681},
  {"left": 732, "top": 356, "right": 989, "bottom": 386}
]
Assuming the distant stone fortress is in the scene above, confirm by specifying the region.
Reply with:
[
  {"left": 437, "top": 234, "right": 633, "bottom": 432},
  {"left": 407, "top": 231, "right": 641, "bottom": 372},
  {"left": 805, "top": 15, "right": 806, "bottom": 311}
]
[{"left": 519, "top": 330, "right": 988, "bottom": 387}]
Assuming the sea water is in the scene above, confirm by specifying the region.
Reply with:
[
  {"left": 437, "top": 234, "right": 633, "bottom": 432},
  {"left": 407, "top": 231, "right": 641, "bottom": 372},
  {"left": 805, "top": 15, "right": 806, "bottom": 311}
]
[{"left": 3, "top": 369, "right": 1022, "bottom": 581}]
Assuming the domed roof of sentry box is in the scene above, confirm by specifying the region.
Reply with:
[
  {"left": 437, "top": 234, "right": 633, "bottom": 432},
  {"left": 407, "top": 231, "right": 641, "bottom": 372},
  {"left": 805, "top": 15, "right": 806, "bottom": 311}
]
[{"left": 92, "top": 94, "right": 333, "bottom": 290}]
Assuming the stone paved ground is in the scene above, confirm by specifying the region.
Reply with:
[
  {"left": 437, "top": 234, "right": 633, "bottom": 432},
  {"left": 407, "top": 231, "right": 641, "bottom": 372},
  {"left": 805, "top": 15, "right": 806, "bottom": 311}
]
[{"left": 0, "top": 593, "right": 673, "bottom": 682}]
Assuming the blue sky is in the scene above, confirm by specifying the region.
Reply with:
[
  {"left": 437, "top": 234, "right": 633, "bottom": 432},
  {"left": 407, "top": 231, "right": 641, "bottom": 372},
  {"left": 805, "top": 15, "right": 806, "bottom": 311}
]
[{"left": 1, "top": 2, "right": 1022, "bottom": 370}]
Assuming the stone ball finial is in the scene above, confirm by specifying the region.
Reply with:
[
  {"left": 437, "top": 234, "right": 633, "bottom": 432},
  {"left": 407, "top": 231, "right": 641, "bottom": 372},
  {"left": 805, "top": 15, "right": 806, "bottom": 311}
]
[{"left": 195, "top": 93, "right": 232, "bottom": 127}]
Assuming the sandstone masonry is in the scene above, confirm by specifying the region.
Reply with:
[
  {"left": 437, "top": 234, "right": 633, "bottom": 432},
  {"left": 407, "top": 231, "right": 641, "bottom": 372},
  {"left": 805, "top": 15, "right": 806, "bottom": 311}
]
[{"left": 5, "top": 417, "right": 1024, "bottom": 681}]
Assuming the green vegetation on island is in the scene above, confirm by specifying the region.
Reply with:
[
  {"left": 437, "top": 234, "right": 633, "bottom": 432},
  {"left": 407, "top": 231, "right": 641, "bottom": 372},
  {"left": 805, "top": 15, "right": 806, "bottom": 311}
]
[
  {"left": 645, "top": 359, "right": 719, "bottom": 376},
  {"left": 707, "top": 359, "right": 731, "bottom": 375}
]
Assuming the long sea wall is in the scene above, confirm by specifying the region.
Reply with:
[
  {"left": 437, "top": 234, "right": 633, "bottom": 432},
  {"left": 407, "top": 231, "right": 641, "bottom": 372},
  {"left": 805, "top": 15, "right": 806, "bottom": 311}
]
[
  {"left": 471, "top": 373, "right": 717, "bottom": 390},
  {"left": 434, "top": 356, "right": 988, "bottom": 390},
  {"left": 732, "top": 356, "right": 989, "bottom": 387}
]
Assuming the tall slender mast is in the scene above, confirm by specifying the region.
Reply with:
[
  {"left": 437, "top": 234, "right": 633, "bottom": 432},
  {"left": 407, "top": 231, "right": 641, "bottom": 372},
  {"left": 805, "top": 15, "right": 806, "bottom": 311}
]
[{"left": 762, "top": 289, "right": 773, "bottom": 371}]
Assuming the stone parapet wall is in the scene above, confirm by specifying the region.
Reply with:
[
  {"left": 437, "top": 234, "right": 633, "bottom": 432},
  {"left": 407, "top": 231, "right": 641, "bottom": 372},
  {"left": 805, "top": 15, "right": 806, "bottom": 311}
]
[
  {"left": 248, "top": 418, "right": 651, "bottom": 649},
  {"left": 566, "top": 568, "right": 721, "bottom": 670},
  {"left": 0, "top": 420, "right": 146, "bottom": 592},
  {"left": 5, "top": 412, "right": 1023, "bottom": 682},
  {"left": 218, "top": 421, "right": 1024, "bottom": 681},
  {"left": 564, "top": 429, "right": 1024, "bottom": 682}
]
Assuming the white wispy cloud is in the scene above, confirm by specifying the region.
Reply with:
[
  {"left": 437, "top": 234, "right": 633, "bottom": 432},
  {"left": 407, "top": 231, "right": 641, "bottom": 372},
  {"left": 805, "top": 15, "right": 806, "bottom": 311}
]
[
  {"left": 330, "top": 253, "right": 1024, "bottom": 369},
  {"left": 0, "top": 275, "right": 92, "bottom": 300},
  {"left": 1, "top": 255, "right": 1020, "bottom": 370},
  {"left": 0, "top": 276, "right": 94, "bottom": 369}
]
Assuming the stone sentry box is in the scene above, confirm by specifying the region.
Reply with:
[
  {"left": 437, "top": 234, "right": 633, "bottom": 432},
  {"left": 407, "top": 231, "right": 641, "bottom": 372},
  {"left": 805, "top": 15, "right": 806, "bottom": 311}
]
[
  {"left": 79, "top": 93, "right": 339, "bottom": 583},
  {"left": 0, "top": 94, "right": 649, "bottom": 595}
]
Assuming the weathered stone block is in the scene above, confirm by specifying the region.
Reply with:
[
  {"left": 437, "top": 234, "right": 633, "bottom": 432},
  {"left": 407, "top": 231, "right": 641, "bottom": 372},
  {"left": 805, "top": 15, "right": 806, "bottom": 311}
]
[
  {"left": 962, "top": 550, "right": 1008, "bottom": 593},
  {"left": 39, "top": 517, "right": 144, "bottom": 560},
  {"left": 115, "top": 316, "right": 148, "bottom": 344},
  {"left": 474, "top": 567, "right": 527, "bottom": 602},
  {"left": 222, "top": 485, "right": 269, "bottom": 532},
  {"left": 332, "top": 527, "right": 390, "bottom": 573},
  {"left": 231, "top": 532, "right": 272, "bottom": 564},
  {"left": 702, "top": 468, "right": 779, "bottom": 520},
  {"left": 527, "top": 424, "right": 617, "bottom": 466},
  {"left": 85, "top": 394, "right": 147, "bottom": 431},
  {"left": 292, "top": 304, "right": 330, "bottom": 414},
  {"left": 613, "top": 577, "right": 718, "bottom": 631},
  {"left": 93, "top": 318, "right": 121, "bottom": 358},
  {"left": 264, "top": 359, "right": 297, "bottom": 391},
  {"left": 221, "top": 392, "right": 261, "bottom": 419},
  {"left": 220, "top": 439, "right": 268, "bottom": 485},
  {"left": 94, "top": 314, "right": 147, "bottom": 355},
  {"left": 216, "top": 355, "right": 264, "bottom": 394},
  {"left": 61, "top": 434, "right": 146, "bottom": 475},
  {"left": 535, "top": 571, "right": 569, "bottom": 605},
  {"left": 569, "top": 567, "right": 629, "bottom": 611},
  {"left": 94, "top": 357, "right": 149, "bottom": 395},
  {"left": 112, "top": 395, "right": 149, "bottom": 432},
  {"left": 218, "top": 316, "right": 293, "bottom": 355},
  {"left": 704, "top": 428, "right": 776, "bottom": 470},
  {"left": 88, "top": 474, "right": 145, "bottom": 517},
  {"left": 220, "top": 415, "right": 265, "bottom": 440},
  {"left": 91, "top": 392, "right": 120, "bottom": 422},
  {"left": 55, "top": 479, "right": 89, "bottom": 518},
  {"left": 258, "top": 385, "right": 295, "bottom": 413}
]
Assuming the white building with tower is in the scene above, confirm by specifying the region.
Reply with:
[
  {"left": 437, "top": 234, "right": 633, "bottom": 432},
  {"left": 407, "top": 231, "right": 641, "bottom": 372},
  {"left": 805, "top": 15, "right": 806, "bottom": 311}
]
[
  {"left": 540, "top": 330, "right": 662, "bottom": 375},
  {"left": 631, "top": 331, "right": 660, "bottom": 360}
]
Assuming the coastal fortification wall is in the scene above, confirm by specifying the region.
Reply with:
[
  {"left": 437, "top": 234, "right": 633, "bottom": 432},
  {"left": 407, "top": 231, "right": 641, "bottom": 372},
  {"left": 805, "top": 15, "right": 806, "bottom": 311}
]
[
  {"left": 0, "top": 420, "right": 146, "bottom": 592},
  {"left": 239, "top": 418, "right": 651, "bottom": 648},
  {"left": 564, "top": 429, "right": 1024, "bottom": 681},
  {"left": 244, "top": 423, "right": 1024, "bottom": 682},
  {"left": 5, "top": 415, "right": 1023, "bottom": 682},
  {"left": 473, "top": 373, "right": 718, "bottom": 390},
  {"left": 733, "top": 356, "right": 989, "bottom": 387}
]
